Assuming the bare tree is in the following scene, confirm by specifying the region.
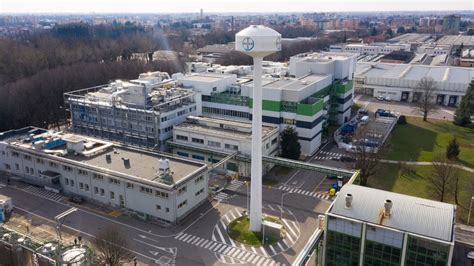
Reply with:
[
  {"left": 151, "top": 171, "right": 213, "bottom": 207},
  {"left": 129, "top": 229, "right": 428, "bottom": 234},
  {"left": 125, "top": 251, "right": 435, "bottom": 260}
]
[
  {"left": 92, "top": 226, "right": 133, "bottom": 266},
  {"left": 352, "top": 125, "right": 389, "bottom": 186},
  {"left": 429, "top": 156, "right": 458, "bottom": 202},
  {"left": 414, "top": 77, "right": 437, "bottom": 121}
]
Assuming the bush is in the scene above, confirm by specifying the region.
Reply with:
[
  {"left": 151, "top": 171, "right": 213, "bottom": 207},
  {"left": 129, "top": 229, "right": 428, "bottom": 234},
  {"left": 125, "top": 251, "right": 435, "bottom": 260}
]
[{"left": 397, "top": 115, "right": 407, "bottom": 125}]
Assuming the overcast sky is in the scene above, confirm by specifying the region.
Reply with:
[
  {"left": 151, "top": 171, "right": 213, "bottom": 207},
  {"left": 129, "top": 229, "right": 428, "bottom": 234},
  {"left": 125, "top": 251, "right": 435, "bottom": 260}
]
[{"left": 0, "top": 0, "right": 472, "bottom": 14}]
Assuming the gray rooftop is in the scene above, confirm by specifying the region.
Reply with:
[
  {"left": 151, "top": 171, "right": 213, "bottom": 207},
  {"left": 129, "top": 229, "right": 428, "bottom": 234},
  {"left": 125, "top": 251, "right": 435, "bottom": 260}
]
[
  {"left": 65, "top": 147, "right": 204, "bottom": 184},
  {"left": 330, "top": 185, "right": 455, "bottom": 242}
]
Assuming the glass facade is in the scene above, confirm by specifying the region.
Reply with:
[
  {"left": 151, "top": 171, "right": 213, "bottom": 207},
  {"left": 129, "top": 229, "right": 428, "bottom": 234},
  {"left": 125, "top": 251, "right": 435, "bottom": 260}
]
[
  {"left": 325, "top": 216, "right": 362, "bottom": 266},
  {"left": 363, "top": 225, "right": 403, "bottom": 265},
  {"left": 406, "top": 236, "right": 450, "bottom": 266}
]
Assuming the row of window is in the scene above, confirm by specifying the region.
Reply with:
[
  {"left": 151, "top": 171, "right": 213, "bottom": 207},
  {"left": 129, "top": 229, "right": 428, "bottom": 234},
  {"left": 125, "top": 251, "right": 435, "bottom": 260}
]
[
  {"left": 175, "top": 135, "right": 239, "bottom": 151},
  {"left": 202, "top": 106, "right": 250, "bottom": 119}
]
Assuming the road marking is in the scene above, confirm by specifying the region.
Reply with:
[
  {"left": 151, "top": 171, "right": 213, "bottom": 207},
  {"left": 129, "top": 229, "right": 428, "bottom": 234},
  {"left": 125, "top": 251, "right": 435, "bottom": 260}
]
[
  {"left": 186, "top": 235, "right": 196, "bottom": 243},
  {"left": 216, "top": 222, "right": 228, "bottom": 245},
  {"left": 269, "top": 245, "right": 277, "bottom": 255},
  {"left": 277, "top": 242, "right": 285, "bottom": 252},
  {"left": 260, "top": 246, "right": 268, "bottom": 257},
  {"left": 284, "top": 169, "right": 301, "bottom": 185},
  {"left": 282, "top": 219, "right": 297, "bottom": 238},
  {"left": 267, "top": 205, "right": 275, "bottom": 211}
]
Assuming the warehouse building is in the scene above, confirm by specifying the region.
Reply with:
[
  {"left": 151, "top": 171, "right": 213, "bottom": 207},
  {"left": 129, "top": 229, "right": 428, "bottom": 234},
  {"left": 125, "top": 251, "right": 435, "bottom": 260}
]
[
  {"left": 355, "top": 62, "right": 474, "bottom": 106},
  {"left": 323, "top": 185, "right": 455, "bottom": 266},
  {"left": 169, "top": 116, "right": 279, "bottom": 176},
  {"left": 64, "top": 71, "right": 201, "bottom": 150},
  {"left": 0, "top": 127, "right": 208, "bottom": 224}
]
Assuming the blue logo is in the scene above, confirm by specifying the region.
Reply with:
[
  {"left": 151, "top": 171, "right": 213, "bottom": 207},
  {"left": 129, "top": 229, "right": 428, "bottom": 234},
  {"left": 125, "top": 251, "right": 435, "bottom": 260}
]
[{"left": 242, "top": 37, "right": 255, "bottom": 51}]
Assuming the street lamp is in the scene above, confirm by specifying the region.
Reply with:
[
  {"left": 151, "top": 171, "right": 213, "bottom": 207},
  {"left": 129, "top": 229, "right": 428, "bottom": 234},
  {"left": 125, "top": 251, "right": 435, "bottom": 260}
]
[
  {"left": 468, "top": 196, "right": 474, "bottom": 225},
  {"left": 280, "top": 192, "right": 292, "bottom": 220}
]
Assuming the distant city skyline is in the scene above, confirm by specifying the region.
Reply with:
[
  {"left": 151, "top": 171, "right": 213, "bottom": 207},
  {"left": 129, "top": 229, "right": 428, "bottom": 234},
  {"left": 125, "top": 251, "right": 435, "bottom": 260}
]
[{"left": 0, "top": 0, "right": 472, "bottom": 14}]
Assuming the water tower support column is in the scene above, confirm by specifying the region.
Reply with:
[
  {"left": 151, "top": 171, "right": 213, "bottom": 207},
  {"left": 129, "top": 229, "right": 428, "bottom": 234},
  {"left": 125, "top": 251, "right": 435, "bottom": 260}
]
[{"left": 250, "top": 56, "right": 263, "bottom": 232}]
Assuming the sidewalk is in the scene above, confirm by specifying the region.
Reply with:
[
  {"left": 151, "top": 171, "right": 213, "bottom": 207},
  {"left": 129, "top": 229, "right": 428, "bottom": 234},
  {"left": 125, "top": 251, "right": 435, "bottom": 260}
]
[{"left": 380, "top": 159, "right": 474, "bottom": 173}]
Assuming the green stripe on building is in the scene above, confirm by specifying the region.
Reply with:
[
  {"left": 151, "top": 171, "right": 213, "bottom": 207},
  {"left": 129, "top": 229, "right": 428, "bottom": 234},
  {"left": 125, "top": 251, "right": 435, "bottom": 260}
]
[
  {"left": 335, "top": 80, "right": 354, "bottom": 94},
  {"left": 248, "top": 99, "right": 282, "bottom": 112},
  {"left": 296, "top": 98, "right": 324, "bottom": 116}
]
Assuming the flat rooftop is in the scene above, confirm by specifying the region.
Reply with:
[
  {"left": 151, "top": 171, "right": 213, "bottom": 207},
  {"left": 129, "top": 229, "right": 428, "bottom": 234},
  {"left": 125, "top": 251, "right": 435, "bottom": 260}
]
[
  {"left": 330, "top": 185, "right": 455, "bottom": 242},
  {"left": 437, "top": 35, "right": 474, "bottom": 46},
  {"left": 387, "top": 33, "right": 432, "bottom": 43},
  {"left": 241, "top": 74, "right": 328, "bottom": 92},
  {"left": 179, "top": 73, "right": 234, "bottom": 83},
  {"left": 65, "top": 146, "right": 203, "bottom": 184},
  {"left": 0, "top": 127, "right": 206, "bottom": 186},
  {"left": 175, "top": 116, "right": 278, "bottom": 139},
  {"left": 356, "top": 62, "right": 474, "bottom": 84}
]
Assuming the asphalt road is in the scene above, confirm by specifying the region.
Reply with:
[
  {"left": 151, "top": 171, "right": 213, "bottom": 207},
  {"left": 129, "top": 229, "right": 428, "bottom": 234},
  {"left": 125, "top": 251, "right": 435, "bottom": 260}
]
[{"left": 0, "top": 174, "right": 332, "bottom": 265}]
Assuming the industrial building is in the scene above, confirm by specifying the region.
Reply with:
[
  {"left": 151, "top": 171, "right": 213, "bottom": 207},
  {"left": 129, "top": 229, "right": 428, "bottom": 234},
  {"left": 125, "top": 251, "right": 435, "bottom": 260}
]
[
  {"left": 64, "top": 71, "right": 201, "bottom": 150},
  {"left": 355, "top": 62, "right": 473, "bottom": 106},
  {"left": 177, "top": 52, "right": 356, "bottom": 156},
  {"left": 323, "top": 185, "right": 455, "bottom": 265},
  {"left": 0, "top": 127, "right": 208, "bottom": 224},
  {"left": 329, "top": 43, "right": 411, "bottom": 55},
  {"left": 169, "top": 116, "right": 279, "bottom": 176}
]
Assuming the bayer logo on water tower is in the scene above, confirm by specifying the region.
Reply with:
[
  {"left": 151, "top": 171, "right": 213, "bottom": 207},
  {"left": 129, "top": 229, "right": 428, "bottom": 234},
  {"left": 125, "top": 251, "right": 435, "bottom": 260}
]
[{"left": 242, "top": 37, "right": 255, "bottom": 51}]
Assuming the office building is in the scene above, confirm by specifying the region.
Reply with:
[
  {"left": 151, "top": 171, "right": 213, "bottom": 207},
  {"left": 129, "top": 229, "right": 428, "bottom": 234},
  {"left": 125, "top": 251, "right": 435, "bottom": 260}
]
[
  {"left": 64, "top": 71, "right": 200, "bottom": 150},
  {"left": 0, "top": 127, "right": 208, "bottom": 224},
  {"left": 355, "top": 62, "right": 473, "bottom": 106},
  {"left": 460, "top": 49, "right": 474, "bottom": 67},
  {"left": 442, "top": 15, "right": 461, "bottom": 34},
  {"left": 323, "top": 185, "right": 455, "bottom": 265},
  {"left": 178, "top": 52, "right": 356, "bottom": 156},
  {"left": 169, "top": 116, "right": 279, "bottom": 176}
]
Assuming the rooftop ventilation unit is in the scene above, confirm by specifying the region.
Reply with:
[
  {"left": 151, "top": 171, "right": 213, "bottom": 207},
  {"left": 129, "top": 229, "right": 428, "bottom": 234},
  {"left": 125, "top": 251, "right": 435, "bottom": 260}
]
[
  {"left": 122, "top": 158, "right": 131, "bottom": 169},
  {"left": 345, "top": 193, "right": 353, "bottom": 208},
  {"left": 106, "top": 154, "right": 112, "bottom": 163},
  {"left": 384, "top": 199, "right": 393, "bottom": 218}
]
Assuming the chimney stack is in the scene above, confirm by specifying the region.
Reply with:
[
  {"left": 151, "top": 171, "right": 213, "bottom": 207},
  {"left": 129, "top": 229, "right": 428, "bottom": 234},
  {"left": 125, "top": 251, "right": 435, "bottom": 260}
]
[
  {"left": 345, "top": 194, "right": 353, "bottom": 208},
  {"left": 384, "top": 199, "right": 393, "bottom": 217}
]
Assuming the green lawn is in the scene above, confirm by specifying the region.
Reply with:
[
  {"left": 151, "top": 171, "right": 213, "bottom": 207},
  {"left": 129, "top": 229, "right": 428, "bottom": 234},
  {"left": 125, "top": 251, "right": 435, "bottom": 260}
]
[
  {"left": 387, "top": 117, "right": 474, "bottom": 167},
  {"left": 368, "top": 163, "right": 473, "bottom": 224},
  {"left": 228, "top": 216, "right": 281, "bottom": 246}
]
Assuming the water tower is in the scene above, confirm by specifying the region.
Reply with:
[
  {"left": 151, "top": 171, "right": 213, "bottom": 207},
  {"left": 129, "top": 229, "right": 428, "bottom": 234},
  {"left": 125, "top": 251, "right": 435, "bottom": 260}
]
[{"left": 235, "top": 25, "right": 281, "bottom": 232}]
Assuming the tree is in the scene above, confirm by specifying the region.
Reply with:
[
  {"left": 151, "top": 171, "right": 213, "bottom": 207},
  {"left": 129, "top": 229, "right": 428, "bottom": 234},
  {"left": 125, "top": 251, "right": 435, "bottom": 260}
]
[
  {"left": 386, "top": 28, "right": 394, "bottom": 37},
  {"left": 453, "top": 81, "right": 473, "bottom": 127},
  {"left": 280, "top": 126, "right": 301, "bottom": 160},
  {"left": 353, "top": 126, "right": 388, "bottom": 186},
  {"left": 92, "top": 226, "right": 133, "bottom": 266},
  {"left": 370, "top": 27, "right": 378, "bottom": 36},
  {"left": 446, "top": 137, "right": 460, "bottom": 160},
  {"left": 429, "top": 156, "right": 457, "bottom": 202},
  {"left": 397, "top": 26, "right": 405, "bottom": 34},
  {"left": 414, "top": 77, "right": 437, "bottom": 121}
]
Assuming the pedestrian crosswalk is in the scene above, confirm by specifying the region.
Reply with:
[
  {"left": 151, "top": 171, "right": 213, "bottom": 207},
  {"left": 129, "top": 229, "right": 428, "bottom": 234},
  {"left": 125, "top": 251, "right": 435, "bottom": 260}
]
[
  {"left": 313, "top": 151, "right": 344, "bottom": 161},
  {"left": 225, "top": 180, "right": 244, "bottom": 192},
  {"left": 175, "top": 231, "right": 284, "bottom": 265},
  {"left": 22, "top": 185, "right": 66, "bottom": 202},
  {"left": 278, "top": 185, "right": 331, "bottom": 201},
  {"left": 213, "top": 191, "right": 233, "bottom": 202}
]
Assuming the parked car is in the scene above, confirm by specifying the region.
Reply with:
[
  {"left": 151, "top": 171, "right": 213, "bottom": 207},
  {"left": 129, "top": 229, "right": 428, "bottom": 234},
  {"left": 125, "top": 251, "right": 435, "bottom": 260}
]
[
  {"left": 326, "top": 174, "right": 340, "bottom": 180},
  {"left": 384, "top": 96, "right": 392, "bottom": 102},
  {"left": 69, "top": 195, "right": 84, "bottom": 204},
  {"left": 376, "top": 95, "right": 385, "bottom": 101},
  {"left": 358, "top": 108, "right": 368, "bottom": 115}
]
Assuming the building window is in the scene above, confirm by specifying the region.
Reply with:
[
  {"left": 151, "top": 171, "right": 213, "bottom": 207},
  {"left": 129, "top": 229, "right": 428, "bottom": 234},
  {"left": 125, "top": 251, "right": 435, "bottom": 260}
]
[
  {"left": 49, "top": 161, "right": 58, "bottom": 168},
  {"left": 155, "top": 191, "right": 169, "bottom": 199},
  {"left": 192, "top": 154, "right": 205, "bottom": 161},
  {"left": 140, "top": 186, "right": 153, "bottom": 194},
  {"left": 36, "top": 158, "right": 44, "bottom": 164},
  {"left": 79, "top": 182, "right": 84, "bottom": 190},
  {"left": 109, "top": 178, "right": 120, "bottom": 185},
  {"left": 191, "top": 138, "right": 204, "bottom": 144},
  {"left": 126, "top": 182, "right": 134, "bottom": 189},
  {"left": 78, "top": 169, "right": 88, "bottom": 176},
  {"left": 92, "top": 173, "right": 104, "bottom": 180},
  {"left": 70, "top": 180, "right": 74, "bottom": 187},
  {"left": 65, "top": 178, "right": 69, "bottom": 185},
  {"left": 177, "top": 151, "right": 189, "bottom": 157},
  {"left": 25, "top": 167, "right": 30, "bottom": 174},
  {"left": 224, "top": 144, "right": 238, "bottom": 151},
  {"left": 94, "top": 187, "right": 99, "bottom": 194},
  {"left": 11, "top": 151, "right": 19, "bottom": 157},
  {"left": 15, "top": 163, "right": 19, "bottom": 170},
  {"left": 4, "top": 164, "right": 11, "bottom": 170},
  {"left": 178, "top": 186, "right": 187, "bottom": 195},
  {"left": 24, "top": 155, "right": 32, "bottom": 161},
  {"left": 100, "top": 188, "right": 105, "bottom": 196},
  {"left": 208, "top": 140, "right": 221, "bottom": 148},
  {"left": 271, "top": 137, "right": 278, "bottom": 145},
  {"left": 85, "top": 184, "right": 90, "bottom": 191},
  {"left": 156, "top": 205, "right": 161, "bottom": 211},
  {"left": 63, "top": 165, "right": 73, "bottom": 172},
  {"left": 283, "top": 118, "right": 296, "bottom": 125},
  {"left": 110, "top": 191, "right": 115, "bottom": 199},
  {"left": 176, "top": 135, "right": 188, "bottom": 141},
  {"left": 166, "top": 208, "right": 170, "bottom": 213},
  {"left": 178, "top": 200, "right": 188, "bottom": 209},
  {"left": 195, "top": 188, "right": 204, "bottom": 196},
  {"left": 195, "top": 176, "right": 204, "bottom": 183}
]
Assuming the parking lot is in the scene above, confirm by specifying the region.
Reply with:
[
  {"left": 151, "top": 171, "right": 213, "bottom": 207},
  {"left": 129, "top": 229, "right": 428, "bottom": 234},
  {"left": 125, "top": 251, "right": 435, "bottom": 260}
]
[{"left": 355, "top": 94, "right": 456, "bottom": 120}]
